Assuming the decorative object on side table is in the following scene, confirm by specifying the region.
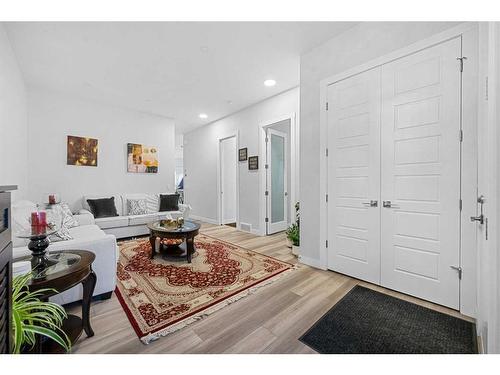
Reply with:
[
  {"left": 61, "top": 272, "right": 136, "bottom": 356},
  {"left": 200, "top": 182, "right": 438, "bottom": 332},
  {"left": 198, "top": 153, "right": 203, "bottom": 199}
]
[
  {"left": 17, "top": 250, "right": 97, "bottom": 353},
  {"left": 16, "top": 208, "right": 59, "bottom": 270},
  {"left": 238, "top": 147, "right": 248, "bottom": 161},
  {"left": 248, "top": 155, "right": 259, "bottom": 170},
  {"left": 286, "top": 202, "right": 300, "bottom": 256},
  {"left": 12, "top": 272, "right": 71, "bottom": 354}
]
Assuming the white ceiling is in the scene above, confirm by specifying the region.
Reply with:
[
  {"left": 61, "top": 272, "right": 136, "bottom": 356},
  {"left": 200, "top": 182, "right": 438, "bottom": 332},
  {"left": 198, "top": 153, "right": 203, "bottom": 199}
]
[{"left": 5, "top": 22, "right": 356, "bottom": 133}]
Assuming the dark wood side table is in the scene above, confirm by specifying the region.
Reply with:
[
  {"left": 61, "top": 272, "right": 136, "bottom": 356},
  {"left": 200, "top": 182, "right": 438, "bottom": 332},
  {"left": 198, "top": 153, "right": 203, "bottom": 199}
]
[
  {"left": 147, "top": 220, "right": 200, "bottom": 263},
  {"left": 17, "top": 250, "right": 96, "bottom": 353}
]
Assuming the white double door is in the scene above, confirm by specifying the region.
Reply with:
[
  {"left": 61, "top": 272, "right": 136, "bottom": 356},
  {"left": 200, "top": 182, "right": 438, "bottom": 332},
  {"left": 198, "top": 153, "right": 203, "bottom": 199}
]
[{"left": 327, "top": 37, "right": 462, "bottom": 309}]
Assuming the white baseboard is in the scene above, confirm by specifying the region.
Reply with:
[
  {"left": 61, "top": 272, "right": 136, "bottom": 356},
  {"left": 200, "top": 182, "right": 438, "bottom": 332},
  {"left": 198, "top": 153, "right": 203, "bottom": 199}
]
[
  {"left": 298, "top": 255, "right": 327, "bottom": 270},
  {"left": 190, "top": 214, "right": 219, "bottom": 225},
  {"left": 251, "top": 228, "right": 263, "bottom": 236}
]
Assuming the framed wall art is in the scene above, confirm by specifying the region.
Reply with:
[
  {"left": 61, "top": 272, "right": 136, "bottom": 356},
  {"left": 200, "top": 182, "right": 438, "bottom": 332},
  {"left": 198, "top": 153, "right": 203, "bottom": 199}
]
[
  {"left": 248, "top": 156, "right": 259, "bottom": 170},
  {"left": 127, "top": 143, "right": 159, "bottom": 173},
  {"left": 238, "top": 147, "right": 248, "bottom": 161},
  {"left": 67, "top": 135, "right": 98, "bottom": 167}
]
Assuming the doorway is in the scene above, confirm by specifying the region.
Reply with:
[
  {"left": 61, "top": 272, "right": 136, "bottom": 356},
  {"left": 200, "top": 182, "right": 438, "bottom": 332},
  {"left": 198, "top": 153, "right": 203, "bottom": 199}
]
[
  {"left": 326, "top": 36, "right": 466, "bottom": 309},
  {"left": 264, "top": 120, "right": 291, "bottom": 234},
  {"left": 218, "top": 136, "right": 237, "bottom": 226}
]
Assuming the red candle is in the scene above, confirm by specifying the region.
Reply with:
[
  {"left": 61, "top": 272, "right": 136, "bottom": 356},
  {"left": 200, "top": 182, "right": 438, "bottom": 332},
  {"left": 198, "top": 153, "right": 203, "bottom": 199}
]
[{"left": 31, "top": 211, "right": 47, "bottom": 235}]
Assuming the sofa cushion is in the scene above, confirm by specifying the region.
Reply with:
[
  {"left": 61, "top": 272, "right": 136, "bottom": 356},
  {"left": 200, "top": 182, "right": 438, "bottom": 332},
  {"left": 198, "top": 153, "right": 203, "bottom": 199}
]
[
  {"left": 95, "top": 215, "right": 129, "bottom": 229},
  {"left": 87, "top": 197, "right": 119, "bottom": 218},
  {"left": 159, "top": 194, "right": 179, "bottom": 211},
  {"left": 128, "top": 213, "right": 158, "bottom": 226},
  {"left": 68, "top": 224, "right": 107, "bottom": 239}
]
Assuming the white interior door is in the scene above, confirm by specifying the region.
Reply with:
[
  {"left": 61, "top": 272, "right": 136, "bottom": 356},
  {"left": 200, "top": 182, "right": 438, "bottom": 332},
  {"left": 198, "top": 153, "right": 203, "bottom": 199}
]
[
  {"left": 380, "top": 37, "right": 462, "bottom": 309},
  {"left": 327, "top": 68, "right": 382, "bottom": 284},
  {"left": 220, "top": 136, "right": 237, "bottom": 224},
  {"left": 266, "top": 128, "right": 288, "bottom": 234}
]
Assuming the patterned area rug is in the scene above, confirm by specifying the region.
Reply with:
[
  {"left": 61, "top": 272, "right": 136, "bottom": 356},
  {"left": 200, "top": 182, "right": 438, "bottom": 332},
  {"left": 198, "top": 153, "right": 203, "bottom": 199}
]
[{"left": 115, "top": 234, "right": 294, "bottom": 344}]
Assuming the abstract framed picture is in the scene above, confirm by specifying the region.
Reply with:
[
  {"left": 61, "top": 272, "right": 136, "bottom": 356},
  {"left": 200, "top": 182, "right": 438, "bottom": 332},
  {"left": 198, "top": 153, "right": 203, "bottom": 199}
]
[
  {"left": 238, "top": 147, "right": 248, "bottom": 161},
  {"left": 67, "top": 135, "right": 98, "bottom": 167},
  {"left": 127, "top": 143, "right": 159, "bottom": 173},
  {"left": 248, "top": 155, "right": 259, "bottom": 170}
]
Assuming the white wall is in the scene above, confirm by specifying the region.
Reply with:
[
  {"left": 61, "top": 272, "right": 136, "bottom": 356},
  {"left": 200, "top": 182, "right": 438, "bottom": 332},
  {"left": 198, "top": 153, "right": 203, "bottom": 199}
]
[
  {"left": 184, "top": 87, "right": 299, "bottom": 232},
  {"left": 299, "top": 22, "right": 462, "bottom": 265},
  {"left": 0, "top": 24, "right": 28, "bottom": 200},
  {"left": 27, "top": 88, "right": 176, "bottom": 211}
]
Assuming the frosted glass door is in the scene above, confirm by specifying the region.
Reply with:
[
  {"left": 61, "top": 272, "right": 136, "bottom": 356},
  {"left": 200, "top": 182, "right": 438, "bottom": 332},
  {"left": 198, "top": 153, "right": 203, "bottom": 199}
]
[{"left": 267, "top": 128, "right": 288, "bottom": 234}]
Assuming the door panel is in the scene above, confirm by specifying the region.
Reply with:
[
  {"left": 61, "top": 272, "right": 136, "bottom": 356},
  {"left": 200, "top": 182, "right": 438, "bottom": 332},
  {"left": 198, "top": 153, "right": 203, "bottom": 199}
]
[
  {"left": 267, "top": 128, "right": 288, "bottom": 234},
  {"left": 380, "top": 37, "right": 461, "bottom": 309},
  {"left": 327, "top": 68, "right": 381, "bottom": 284}
]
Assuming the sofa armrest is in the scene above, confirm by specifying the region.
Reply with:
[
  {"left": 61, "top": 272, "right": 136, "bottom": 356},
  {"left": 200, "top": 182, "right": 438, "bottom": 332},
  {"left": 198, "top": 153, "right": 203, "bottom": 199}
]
[
  {"left": 75, "top": 209, "right": 95, "bottom": 226},
  {"left": 179, "top": 204, "right": 192, "bottom": 219}
]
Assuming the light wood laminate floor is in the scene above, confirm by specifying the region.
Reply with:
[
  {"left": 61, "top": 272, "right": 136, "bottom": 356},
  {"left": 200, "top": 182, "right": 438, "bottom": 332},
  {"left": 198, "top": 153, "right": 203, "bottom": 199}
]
[{"left": 68, "top": 222, "right": 473, "bottom": 354}]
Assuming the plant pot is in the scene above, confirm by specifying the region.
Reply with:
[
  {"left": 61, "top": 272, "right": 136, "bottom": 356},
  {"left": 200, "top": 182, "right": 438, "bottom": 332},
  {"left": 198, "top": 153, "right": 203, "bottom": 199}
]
[
  {"left": 291, "top": 245, "right": 300, "bottom": 257},
  {"left": 285, "top": 238, "right": 293, "bottom": 248}
]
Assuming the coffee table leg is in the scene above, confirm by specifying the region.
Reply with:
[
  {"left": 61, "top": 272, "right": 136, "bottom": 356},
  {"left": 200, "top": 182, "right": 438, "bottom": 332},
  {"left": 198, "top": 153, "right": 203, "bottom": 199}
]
[
  {"left": 186, "top": 236, "right": 194, "bottom": 263},
  {"left": 149, "top": 234, "right": 156, "bottom": 259},
  {"left": 82, "top": 270, "right": 96, "bottom": 337}
]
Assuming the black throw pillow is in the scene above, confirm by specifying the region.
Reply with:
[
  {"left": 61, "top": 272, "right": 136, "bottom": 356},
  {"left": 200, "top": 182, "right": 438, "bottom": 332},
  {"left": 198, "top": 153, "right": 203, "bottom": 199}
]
[
  {"left": 159, "top": 194, "right": 180, "bottom": 212},
  {"left": 87, "top": 197, "right": 119, "bottom": 218}
]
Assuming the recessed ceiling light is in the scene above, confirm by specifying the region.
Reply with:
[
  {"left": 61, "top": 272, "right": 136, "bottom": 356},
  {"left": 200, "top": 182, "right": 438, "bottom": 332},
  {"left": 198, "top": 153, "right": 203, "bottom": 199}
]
[
  {"left": 200, "top": 46, "right": 209, "bottom": 53},
  {"left": 264, "top": 79, "right": 276, "bottom": 87},
  {"left": 199, "top": 113, "right": 208, "bottom": 119}
]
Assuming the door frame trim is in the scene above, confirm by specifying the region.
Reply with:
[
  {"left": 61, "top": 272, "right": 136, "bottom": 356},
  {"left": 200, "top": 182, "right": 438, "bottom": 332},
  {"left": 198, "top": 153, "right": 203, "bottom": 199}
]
[
  {"left": 216, "top": 132, "right": 240, "bottom": 228},
  {"left": 318, "top": 22, "right": 479, "bottom": 316},
  {"left": 259, "top": 113, "right": 297, "bottom": 236}
]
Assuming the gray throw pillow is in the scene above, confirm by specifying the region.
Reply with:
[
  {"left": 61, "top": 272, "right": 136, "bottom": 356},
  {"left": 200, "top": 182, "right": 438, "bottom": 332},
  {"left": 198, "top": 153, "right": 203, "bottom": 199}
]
[{"left": 128, "top": 199, "right": 147, "bottom": 215}]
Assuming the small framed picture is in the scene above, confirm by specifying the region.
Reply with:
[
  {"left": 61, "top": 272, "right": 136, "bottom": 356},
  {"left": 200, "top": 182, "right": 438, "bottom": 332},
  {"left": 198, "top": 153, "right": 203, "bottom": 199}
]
[
  {"left": 239, "top": 147, "right": 248, "bottom": 161},
  {"left": 248, "top": 156, "right": 259, "bottom": 170}
]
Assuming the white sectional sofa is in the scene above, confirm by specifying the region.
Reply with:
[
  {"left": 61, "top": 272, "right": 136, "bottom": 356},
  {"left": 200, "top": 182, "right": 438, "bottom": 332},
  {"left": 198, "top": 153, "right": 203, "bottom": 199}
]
[
  {"left": 81, "top": 193, "right": 191, "bottom": 239},
  {"left": 12, "top": 200, "right": 118, "bottom": 306}
]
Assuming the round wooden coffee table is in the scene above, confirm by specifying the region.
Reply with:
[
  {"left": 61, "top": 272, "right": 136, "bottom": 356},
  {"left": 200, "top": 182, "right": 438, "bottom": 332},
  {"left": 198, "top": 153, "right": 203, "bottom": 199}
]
[
  {"left": 147, "top": 220, "right": 200, "bottom": 263},
  {"left": 17, "top": 250, "right": 96, "bottom": 353}
]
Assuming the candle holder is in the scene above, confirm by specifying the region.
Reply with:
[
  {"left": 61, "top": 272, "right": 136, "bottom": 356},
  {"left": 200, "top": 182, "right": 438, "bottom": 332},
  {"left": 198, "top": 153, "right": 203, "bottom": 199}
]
[{"left": 16, "top": 208, "right": 59, "bottom": 271}]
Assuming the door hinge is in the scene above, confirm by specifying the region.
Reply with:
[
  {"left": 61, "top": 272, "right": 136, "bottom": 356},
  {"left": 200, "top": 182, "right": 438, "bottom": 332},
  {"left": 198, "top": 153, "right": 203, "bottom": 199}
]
[
  {"left": 265, "top": 190, "right": 269, "bottom": 196},
  {"left": 459, "top": 199, "right": 463, "bottom": 211},
  {"left": 326, "top": 240, "right": 328, "bottom": 248},
  {"left": 265, "top": 217, "right": 269, "bottom": 223},
  {"left": 265, "top": 137, "right": 269, "bottom": 143},
  {"left": 459, "top": 129, "right": 463, "bottom": 142},
  {"left": 457, "top": 56, "right": 467, "bottom": 72},
  {"left": 265, "top": 164, "right": 269, "bottom": 169},
  {"left": 326, "top": 194, "right": 328, "bottom": 203},
  {"left": 450, "top": 265, "right": 462, "bottom": 280},
  {"left": 326, "top": 102, "right": 329, "bottom": 111},
  {"left": 325, "top": 148, "right": 329, "bottom": 157}
]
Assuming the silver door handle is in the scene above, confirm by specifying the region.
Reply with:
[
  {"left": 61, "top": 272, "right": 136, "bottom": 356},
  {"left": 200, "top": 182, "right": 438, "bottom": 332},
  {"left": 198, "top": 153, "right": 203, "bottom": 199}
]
[
  {"left": 383, "top": 200, "right": 400, "bottom": 209},
  {"left": 471, "top": 195, "right": 485, "bottom": 224},
  {"left": 470, "top": 215, "right": 484, "bottom": 224},
  {"left": 362, "top": 200, "right": 378, "bottom": 207}
]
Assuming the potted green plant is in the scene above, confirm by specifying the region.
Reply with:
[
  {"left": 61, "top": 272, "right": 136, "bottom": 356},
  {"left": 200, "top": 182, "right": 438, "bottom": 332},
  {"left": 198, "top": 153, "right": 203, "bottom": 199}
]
[
  {"left": 286, "top": 202, "right": 300, "bottom": 256},
  {"left": 11, "top": 272, "right": 71, "bottom": 354}
]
